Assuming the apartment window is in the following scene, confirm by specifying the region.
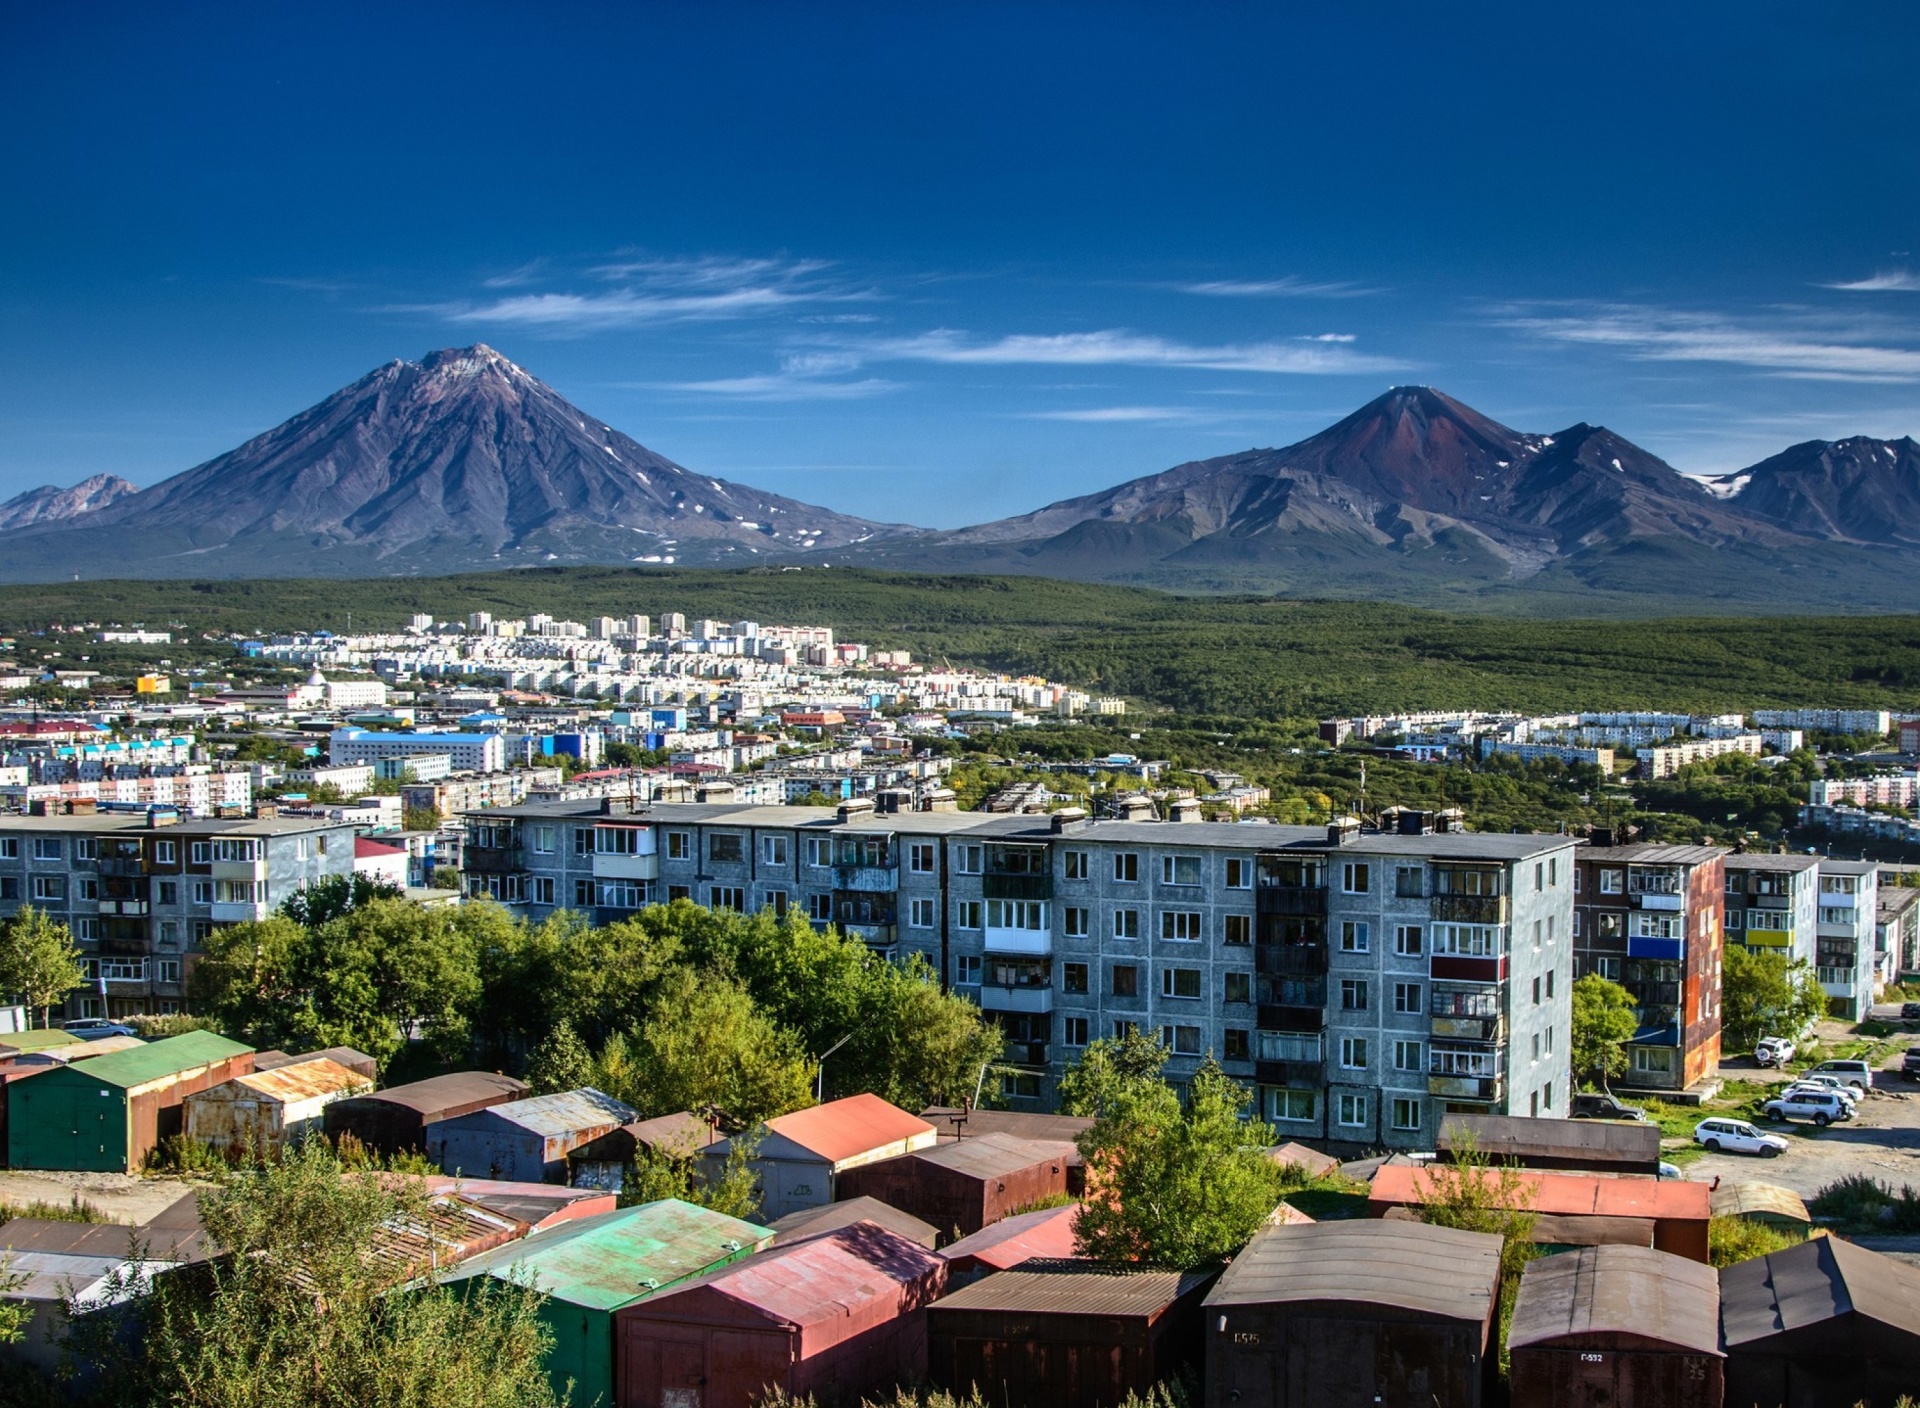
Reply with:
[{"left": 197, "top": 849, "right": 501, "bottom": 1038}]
[
  {"left": 1340, "top": 1037, "right": 1368, "bottom": 1070},
  {"left": 1595, "top": 956, "right": 1621, "bottom": 981},
  {"left": 1063, "top": 1016, "right": 1090, "bottom": 1047},
  {"left": 157, "top": 922, "right": 178, "bottom": 947},
  {"left": 1536, "top": 862, "right": 1545, "bottom": 892},
  {"left": 75, "top": 878, "right": 98, "bottom": 901},
  {"left": 154, "top": 840, "right": 175, "bottom": 865},
  {"left": 1545, "top": 1025, "right": 1554, "bottom": 1055},
  {"left": 1341, "top": 862, "right": 1370, "bottom": 894},
  {"left": 956, "top": 845, "right": 983, "bottom": 875},
  {"left": 1394, "top": 925, "right": 1423, "bottom": 957},
  {"left": 1549, "top": 857, "right": 1559, "bottom": 887},
  {"left": 708, "top": 833, "right": 744, "bottom": 865},
  {"left": 987, "top": 898, "right": 1045, "bottom": 930},
  {"left": 1224, "top": 1028, "right": 1251, "bottom": 1061},
  {"left": 708, "top": 885, "right": 745, "bottom": 912},
  {"left": 956, "top": 900, "right": 983, "bottom": 929},
  {"left": 191, "top": 879, "right": 215, "bottom": 905},
  {"left": 1390, "top": 1097, "right": 1422, "bottom": 1132},
  {"left": 1393, "top": 1039, "right": 1423, "bottom": 1072},
  {"left": 574, "top": 879, "right": 595, "bottom": 907},
  {"left": 1112, "top": 964, "right": 1140, "bottom": 997},
  {"left": 1531, "top": 1031, "right": 1542, "bottom": 1063},
  {"left": 1725, "top": 910, "right": 1743, "bottom": 931},
  {"left": 955, "top": 955, "right": 982, "bottom": 986},
  {"left": 1225, "top": 857, "right": 1252, "bottom": 889},
  {"left": 531, "top": 877, "right": 555, "bottom": 905},
  {"left": 1600, "top": 869, "right": 1624, "bottom": 894},
  {"left": 0, "top": 878, "right": 14, "bottom": 901},
  {"left": 1431, "top": 924, "right": 1503, "bottom": 958},
  {"left": 1393, "top": 982, "right": 1422, "bottom": 1014},
  {"left": 767, "top": 890, "right": 789, "bottom": 918},
  {"left": 531, "top": 825, "right": 556, "bottom": 854},
  {"left": 1337, "top": 1094, "right": 1369, "bottom": 1128},
  {"left": 189, "top": 841, "right": 210, "bottom": 865},
  {"left": 1161, "top": 854, "right": 1202, "bottom": 886},
  {"left": 1268, "top": 1088, "right": 1317, "bottom": 1123},
  {"left": 157, "top": 959, "right": 182, "bottom": 984},
  {"left": 1395, "top": 866, "right": 1425, "bottom": 899},
  {"left": 1546, "top": 970, "right": 1555, "bottom": 999},
  {"left": 31, "top": 839, "right": 61, "bottom": 862},
  {"left": 908, "top": 842, "right": 935, "bottom": 874},
  {"left": 0, "top": 839, "right": 14, "bottom": 859},
  {"left": 1340, "top": 979, "right": 1368, "bottom": 1011},
  {"left": 1224, "top": 971, "right": 1252, "bottom": 1004},
  {"left": 665, "top": 831, "right": 692, "bottom": 861},
  {"left": 1224, "top": 914, "right": 1252, "bottom": 946},
  {"left": 1113, "top": 852, "right": 1140, "bottom": 883},
  {"left": 1063, "top": 962, "right": 1089, "bottom": 994},
  {"left": 1533, "top": 976, "right": 1542, "bottom": 1005},
  {"left": 1063, "top": 850, "right": 1089, "bottom": 881},
  {"left": 1113, "top": 1020, "right": 1139, "bottom": 1040},
  {"left": 1572, "top": 910, "right": 1582, "bottom": 937},
  {"left": 190, "top": 921, "right": 212, "bottom": 943},
  {"left": 1574, "top": 868, "right": 1583, "bottom": 893},
  {"left": 30, "top": 876, "right": 63, "bottom": 902},
  {"left": 596, "top": 827, "right": 641, "bottom": 856},
  {"left": 1160, "top": 1024, "right": 1202, "bottom": 1056},
  {"left": 73, "top": 918, "right": 97, "bottom": 942},
  {"left": 1161, "top": 911, "right": 1203, "bottom": 942},
  {"left": 1063, "top": 906, "right": 1090, "bottom": 937},
  {"left": 1632, "top": 1046, "right": 1675, "bottom": 1075},
  {"left": 807, "top": 893, "right": 834, "bottom": 923},
  {"left": 908, "top": 897, "right": 936, "bottom": 928},
  {"left": 1547, "top": 915, "right": 1556, "bottom": 943},
  {"left": 210, "top": 839, "right": 256, "bottom": 865},
  {"left": 72, "top": 838, "right": 95, "bottom": 862},
  {"left": 1340, "top": 921, "right": 1369, "bottom": 953},
  {"left": 1113, "top": 908, "right": 1141, "bottom": 940},
  {"left": 1162, "top": 967, "right": 1202, "bottom": 999},
  {"left": 574, "top": 827, "right": 591, "bottom": 855},
  {"left": 762, "top": 834, "right": 790, "bottom": 866}
]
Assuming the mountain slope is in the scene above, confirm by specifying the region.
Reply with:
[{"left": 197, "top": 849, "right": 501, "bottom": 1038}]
[
  {"left": 1711, "top": 436, "right": 1920, "bottom": 545},
  {"left": 0, "top": 346, "right": 906, "bottom": 580},
  {"left": 0, "top": 474, "right": 138, "bottom": 531}
]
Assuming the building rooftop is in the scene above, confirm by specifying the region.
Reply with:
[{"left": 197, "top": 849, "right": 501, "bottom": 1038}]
[
  {"left": 223, "top": 1058, "right": 371, "bottom": 1104},
  {"left": 1710, "top": 1181, "right": 1811, "bottom": 1226},
  {"left": 768, "top": 1196, "right": 939, "bottom": 1249},
  {"left": 1724, "top": 853, "right": 1822, "bottom": 874},
  {"left": 1204, "top": 1221, "right": 1502, "bottom": 1323},
  {"left": 1368, "top": 1165, "right": 1711, "bottom": 1223},
  {"left": 1818, "top": 858, "right": 1880, "bottom": 877},
  {"left": 757, "top": 1093, "right": 935, "bottom": 1166},
  {"left": 1437, "top": 1115, "right": 1661, "bottom": 1167},
  {"left": 938, "top": 1203, "right": 1081, "bottom": 1271},
  {"left": 1575, "top": 842, "right": 1728, "bottom": 866},
  {"left": 1508, "top": 1245, "right": 1721, "bottom": 1356},
  {"left": 1720, "top": 1236, "right": 1920, "bottom": 1347},
  {"left": 931, "top": 1259, "right": 1209, "bottom": 1317},
  {"left": 347, "top": 1070, "right": 528, "bottom": 1117},
  {"left": 65, "top": 1032, "right": 252, "bottom": 1090},
  {"left": 909, "top": 1131, "right": 1076, "bottom": 1180},
  {"left": 653, "top": 1219, "right": 944, "bottom": 1329},
  {"left": 452, "top": 1087, "right": 633, "bottom": 1139}
]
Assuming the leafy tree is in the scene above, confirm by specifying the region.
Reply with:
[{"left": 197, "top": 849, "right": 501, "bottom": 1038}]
[
  {"left": 1056, "top": 1030, "right": 1169, "bottom": 1117},
  {"left": 525, "top": 1021, "right": 593, "bottom": 1095},
  {"left": 840, "top": 955, "right": 1004, "bottom": 1109},
  {"left": 74, "top": 1139, "right": 561, "bottom": 1407},
  {"left": 278, "top": 873, "right": 403, "bottom": 929},
  {"left": 1722, "top": 943, "right": 1828, "bottom": 1050},
  {"left": 1072, "top": 1060, "right": 1284, "bottom": 1267},
  {"left": 1570, "top": 974, "right": 1639, "bottom": 1091},
  {"left": 0, "top": 906, "right": 86, "bottom": 1028},
  {"left": 1414, "top": 1132, "right": 1539, "bottom": 1380},
  {"left": 623, "top": 1132, "right": 765, "bottom": 1222},
  {"left": 403, "top": 807, "right": 443, "bottom": 833}
]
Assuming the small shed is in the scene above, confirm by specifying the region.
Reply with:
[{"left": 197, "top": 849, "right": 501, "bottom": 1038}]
[
  {"left": 422, "top": 1175, "right": 616, "bottom": 1231},
  {"left": 184, "top": 1058, "right": 372, "bottom": 1159},
  {"left": 442, "top": 1198, "right": 774, "bottom": 1408},
  {"left": 1438, "top": 1114, "right": 1662, "bottom": 1177},
  {"left": 1265, "top": 1142, "right": 1340, "bottom": 1178},
  {"left": 0, "top": 1247, "right": 179, "bottom": 1372},
  {"left": 770, "top": 1195, "right": 940, "bottom": 1249},
  {"left": 1204, "top": 1220, "right": 1504, "bottom": 1408},
  {"left": 930, "top": 1260, "right": 1215, "bottom": 1408},
  {"left": 7, "top": 1031, "right": 255, "bottom": 1173},
  {"left": 322, "top": 1070, "right": 528, "bottom": 1157},
  {"left": 1711, "top": 1180, "right": 1811, "bottom": 1232},
  {"left": 10, "top": 1035, "right": 146, "bottom": 1067},
  {"left": 705, "top": 1093, "right": 937, "bottom": 1220},
  {"left": 1721, "top": 1235, "right": 1920, "bottom": 1408},
  {"left": 0, "top": 1030, "right": 81, "bottom": 1057},
  {"left": 836, "top": 1132, "right": 1074, "bottom": 1242},
  {"left": 924, "top": 1106, "right": 1093, "bottom": 1193},
  {"left": 256, "top": 1046, "right": 379, "bottom": 1083},
  {"left": 568, "top": 1111, "right": 717, "bottom": 1193},
  {"left": 614, "top": 1219, "right": 948, "bottom": 1408},
  {"left": 1508, "top": 1245, "right": 1723, "bottom": 1407},
  {"left": 1369, "top": 1164, "right": 1712, "bottom": 1263},
  {"left": 428, "top": 1087, "right": 637, "bottom": 1184},
  {"left": 940, "top": 1202, "right": 1081, "bottom": 1286}
]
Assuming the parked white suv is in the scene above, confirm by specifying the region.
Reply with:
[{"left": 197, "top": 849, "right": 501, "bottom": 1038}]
[
  {"left": 1762, "top": 1089, "right": 1854, "bottom": 1126},
  {"left": 1755, "top": 1037, "right": 1797, "bottom": 1067},
  {"left": 1807, "top": 1058, "right": 1873, "bottom": 1090},
  {"left": 1694, "top": 1118, "right": 1788, "bottom": 1156},
  {"left": 1787, "top": 1074, "right": 1861, "bottom": 1105}
]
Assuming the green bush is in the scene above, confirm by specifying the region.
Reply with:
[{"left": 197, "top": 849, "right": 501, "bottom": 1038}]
[
  {"left": 127, "top": 1013, "right": 222, "bottom": 1040},
  {"left": 0, "top": 1195, "right": 103, "bottom": 1225},
  {"left": 1809, "top": 1175, "right": 1920, "bottom": 1232},
  {"left": 1709, "top": 1215, "right": 1800, "bottom": 1267}
]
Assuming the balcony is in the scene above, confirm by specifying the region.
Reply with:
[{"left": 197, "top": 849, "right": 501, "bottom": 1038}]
[
  {"left": 983, "top": 927, "right": 1052, "bottom": 958},
  {"left": 1256, "top": 886, "right": 1328, "bottom": 917},
  {"left": 1631, "top": 893, "right": 1683, "bottom": 912},
  {"left": 1428, "top": 1075, "right": 1504, "bottom": 1102},
  {"left": 1625, "top": 936, "right": 1684, "bottom": 962},
  {"left": 592, "top": 853, "right": 659, "bottom": 882},
  {"left": 982, "top": 873, "right": 1052, "bottom": 901},
  {"left": 1430, "top": 894, "right": 1508, "bottom": 924},
  {"left": 209, "top": 901, "right": 267, "bottom": 924},
  {"left": 1255, "top": 943, "right": 1329, "bottom": 976},
  {"left": 1258, "top": 1002, "right": 1327, "bottom": 1033},
  {"left": 840, "top": 921, "right": 897, "bottom": 948},
  {"left": 97, "top": 857, "right": 146, "bottom": 878},
  {"left": 1430, "top": 1014, "right": 1504, "bottom": 1043},
  {"left": 1002, "top": 1039, "right": 1050, "bottom": 1067},
  {"left": 98, "top": 899, "right": 150, "bottom": 917},
  {"left": 1430, "top": 954, "right": 1507, "bottom": 983},
  {"left": 980, "top": 984, "right": 1054, "bottom": 1014},
  {"left": 835, "top": 864, "right": 900, "bottom": 893},
  {"left": 209, "top": 859, "right": 264, "bottom": 882},
  {"left": 1254, "top": 1059, "right": 1324, "bottom": 1087},
  {"left": 463, "top": 846, "right": 524, "bottom": 875}
]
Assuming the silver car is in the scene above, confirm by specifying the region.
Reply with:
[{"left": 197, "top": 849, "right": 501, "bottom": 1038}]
[{"left": 1762, "top": 1089, "right": 1854, "bottom": 1126}]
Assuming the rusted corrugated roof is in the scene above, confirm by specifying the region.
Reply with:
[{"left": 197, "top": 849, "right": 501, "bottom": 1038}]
[
  {"left": 1205, "top": 1221, "right": 1502, "bottom": 1323},
  {"left": 44, "top": 1035, "right": 146, "bottom": 1063},
  {"left": 2, "top": 1250, "right": 176, "bottom": 1306},
  {"left": 355, "top": 1071, "right": 527, "bottom": 1116},
  {"left": 628, "top": 1111, "right": 714, "bottom": 1151},
  {"left": 1720, "top": 1236, "right": 1920, "bottom": 1347},
  {"left": 222, "top": 1058, "right": 371, "bottom": 1104},
  {"left": 923, "top": 1106, "right": 1092, "bottom": 1162},
  {"left": 1510, "top": 1245, "right": 1721, "bottom": 1354},
  {"left": 677, "top": 1219, "right": 944, "bottom": 1329},
  {"left": 63, "top": 1032, "right": 251, "bottom": 1089},
  {"left": 1370, "top": 1164, "right": 1710, "bottom": 1222},
  {"left": 1266, "top": 1142, "right": 1340, "bottom": 1177},
  {"left": 931, "top": 1259, "right": 1212, "bottom": 1317},
  {"left": 769, "top": 1196, "right": 939, "bottom": 1249},
  {"left": 1378, "top": 1205, "right": 1652, "bottom": 1247},
  {"left": 939, "top": 1203, "right": 1080, "bottom": 1269},
  {"left": 256, "top": 1046, "right": 378, "bottom": 1081},
  {"left": 473, "top": 1087, "right": 635, "bottom": 1139},
  {"left": 1439, "top": 1115, "right": 1661, "bottom": 1164},
  {"left": 763, "top": 1093, "right": 935, "bottom": 1165},
  {"left": 1712, "top": 1181, "right": 1811, "bottom": 1225},
  {"left": 911, "top": 1131, "right": 1074, "bottom": 1179}
]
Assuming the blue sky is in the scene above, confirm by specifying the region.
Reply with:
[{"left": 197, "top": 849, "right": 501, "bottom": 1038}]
[{"left": 3, "top": 2, "right": 1917, "bottom": 527}]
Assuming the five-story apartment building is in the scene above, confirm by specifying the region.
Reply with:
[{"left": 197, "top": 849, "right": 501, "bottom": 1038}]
[
  {"left": 462, "top": 798, "right": 1574, "bottom": 1149},
  {"left": 1814, "top": 859, "right": 1879, "bottom": 1019},
  {"left": 1724, "top": 854, "right": 1820, "bottom": 966}
]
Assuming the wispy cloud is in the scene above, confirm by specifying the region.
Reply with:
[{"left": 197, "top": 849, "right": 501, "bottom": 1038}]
[
  {"left": 436, "top": 255, "right": 867, "bottom": 329},
  {"left": 871, "top": 328, "right": 1403, "bottom": 375},
  {"left": 257, "top": 276, "right": 357, "bottom": 295},
  {"left": 1027, "top": 406, "right": 1207, "bottom": 422},
  {"left": 481, "top": 260, "right": 550, "bottom": 289},
  {"left": 647, "top": 349, "right": 898, "bottom": 401},
  {"left": 1176, "top": 276, "right": 1375, "bottom": 298},
  {"left": 1498, "top": 303, "right": 1920, "bottom": 383},
  {"left": 1822, "top": 269, "right": 1920, "bottom": 293}
]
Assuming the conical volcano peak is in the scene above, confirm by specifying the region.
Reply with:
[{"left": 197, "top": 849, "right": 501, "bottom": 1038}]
[{"left": 416, "top": 343, "right": 527, "bottom": 381}]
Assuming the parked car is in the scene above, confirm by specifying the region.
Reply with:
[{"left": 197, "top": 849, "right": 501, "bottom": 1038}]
[
  {"left": 1755, "top": 1037, "right": 1797, "bottom": 1067},
  {"left": 1900, "top": 1002, "right": 1920, "bottom": 1020},
  {"left": 1657, "top": 1161, "right": 1685, "bottom": 1180},
  {"left": 1808, "top": 1058, "right": 1873, "bottom": 1090},
  {"left": 1904, "top": 1046, "right": 1920, "bottom": 1081},
  {"left": 1781, "top": 1078, "right": 1860, "bottom": 1108},
  {"left": 59, "top": 1018, "right": 137, "bottom": 1040},
  {"left": 1694, "top": 1118, "right": 1788, "bottom": 1156},
  {"left": 1570, "top": 1092, "right": 1648, "bottom": 1121},
  {"left": 1762, "top": 1089, "right": 1855, "bottom": 1126}
]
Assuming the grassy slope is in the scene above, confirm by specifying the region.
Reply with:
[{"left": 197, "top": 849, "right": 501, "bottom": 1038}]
[{"left": 5, "top": 566, "right": 1920, "bottom": 720}]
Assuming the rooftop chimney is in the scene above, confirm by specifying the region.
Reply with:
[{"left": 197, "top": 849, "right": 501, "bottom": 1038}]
[
  {"left": 1169, "top": 798, "right": 1202, "bottom": 823},
  {"left": 1327, "top": 815, "right": 1361, "bottom": 846},
  {"left": 1051, "top": 807, "right": 1091, "bottom": 834},
  {"left": 836, "top": 798, "right": 876, "bottom": 823},
  {"left": 1116, "top": 795, "right": 1157, "bottom": 822}
]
